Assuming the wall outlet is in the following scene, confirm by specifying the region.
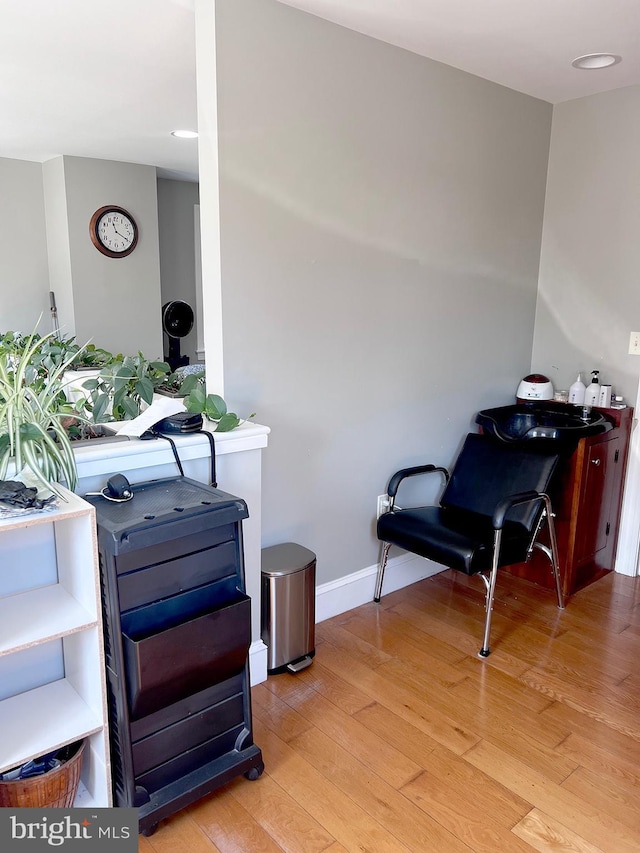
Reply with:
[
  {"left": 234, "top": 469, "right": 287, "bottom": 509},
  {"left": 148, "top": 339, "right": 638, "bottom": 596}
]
[
  {"left": 629, "top": 332, "right": 640, "bottom": 355},
  {"left": 376, "top": 494, "right": 390, "bottom": 518}
]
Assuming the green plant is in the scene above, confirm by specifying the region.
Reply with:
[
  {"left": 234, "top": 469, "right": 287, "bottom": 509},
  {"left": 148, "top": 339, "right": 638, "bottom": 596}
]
[
  {"left": 0, "top": 328, "right": 84, "bottom": 497},
  {"left": 79, "top": 353, "right": 170, "bottom": 422},
  {"left": 184, "top": 388, "right": 255, "bottom": 432},
  {"left": 156, "top": 368, "right": 205, "bottom": 397}
]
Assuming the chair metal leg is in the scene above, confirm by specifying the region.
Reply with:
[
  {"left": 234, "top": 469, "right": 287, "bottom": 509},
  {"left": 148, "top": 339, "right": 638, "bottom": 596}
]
[
  {"left": 478, "top": 528, "right": 502, "bottom": 658},
  {"left": 532, "top": 497, "right": 565, "bottom": 610},
  {"left": 374, "top": 542, "right": 392, "bottom": 603}
]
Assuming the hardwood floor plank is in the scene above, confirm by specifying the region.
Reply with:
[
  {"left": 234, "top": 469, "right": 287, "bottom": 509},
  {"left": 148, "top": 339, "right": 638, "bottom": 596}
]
[
  {"left": 541, "top": 700, "right": 640, "bottom": 757},
  {"left": 512, "top": 808, "right": 605, "bottom": 853},
  {"left": 561, "top": 765, "right": 640, "bottom": 833},
  {"left": 264, "top": 672, "right": 423, "bottom": 788},
  {"left": 288, "top": 724, "right": 473, "bottom": 852},
  {"left": 464, "top": 739, "right": 640, "bottom": 853},
  {"left": 316, "top": 637, "right": 481, "bottom": 754},
  {"left": 554, "top": 731, "right": 640, "bottom": 790},
  {"left": 314, "top": 619, "right": 393, "bottom": 669},
  {"left": 388, "top": 598, "right": 534, "bottom": 679},
  {"left": 288, "top": 660, "right": 374, "bottom": 715},
  {"left": 352, "top": 701, "right": 440, "bottom": 768},
  {"left": 401, "top": 770, "right": 538, "bottom": 852},
  {"left": 251, "top": 682, "right": 314, "bottom": 742},
  {"left": 228, "top": 771, "right": 336, "bottom": 853},
  {"left": 250, "top": 717, "right": 416, "bottom": 853},
  {"left": 520, "top": 667, "right": 640, "bottom": 740},
  {"left": 145, "top": 810, "right": 223, "bottom": 853},
  {"left": 187, "top": 782, "right": 289, "bottom": 853},
  {"left": 334, "top": 606, "right": 469, "bottom": 675},
  {"left": 452, "top": 657, "right": 555, "bottom": 715},
  {"left": 414, "top": 744, "right": 532, "bottom": 827}
]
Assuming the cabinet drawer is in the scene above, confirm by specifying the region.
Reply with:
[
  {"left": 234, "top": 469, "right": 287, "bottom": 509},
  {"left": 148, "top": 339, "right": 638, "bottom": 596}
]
[
  {"left": 132, "top": 692, "right": 245, "bottom": 775},
  {"left": 121, "top": 593, "right": 251, "bottom": 719},
  {"left": 118, "top": 540, "right": 239, "bottom": 612},
  {"left": 135, "top": 725, "right": 245, "bottom": 794}
]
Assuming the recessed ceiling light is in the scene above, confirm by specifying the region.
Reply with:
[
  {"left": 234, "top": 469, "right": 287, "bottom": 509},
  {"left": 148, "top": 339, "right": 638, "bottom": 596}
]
[
  {"left": 171, "top": 129, "right": 198, "bottom": 139},
  {"left": 571, "top": 53, "right": 622, "bottom": 70}
]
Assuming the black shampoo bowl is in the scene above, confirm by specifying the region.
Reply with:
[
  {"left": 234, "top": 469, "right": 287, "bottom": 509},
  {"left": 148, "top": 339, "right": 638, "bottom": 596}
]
[{"left": 476, "top": 402, "right": 612, "bottom": 444}]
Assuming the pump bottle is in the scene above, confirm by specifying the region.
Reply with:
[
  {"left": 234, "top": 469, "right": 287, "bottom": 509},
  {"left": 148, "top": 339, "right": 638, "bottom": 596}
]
[
  {"left": 584, "top": 370, "right": 601, "bottom": 407},
  {"left": 568, "top": 374, "right": 586, "bottom": 405}
]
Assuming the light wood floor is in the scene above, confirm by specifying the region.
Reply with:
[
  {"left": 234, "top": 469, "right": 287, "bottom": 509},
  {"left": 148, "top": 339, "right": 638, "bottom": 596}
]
[{"left": 140, "top": 568, "right": 640, "bottom": 852}]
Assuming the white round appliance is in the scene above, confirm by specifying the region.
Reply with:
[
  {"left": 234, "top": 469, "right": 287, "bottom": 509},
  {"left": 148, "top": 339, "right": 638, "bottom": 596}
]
[{"left": 516, "top": 373, "right": 554, "bottom": 402}]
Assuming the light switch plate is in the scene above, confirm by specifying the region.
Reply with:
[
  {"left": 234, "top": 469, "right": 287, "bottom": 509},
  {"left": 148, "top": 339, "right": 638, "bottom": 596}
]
[{"left": 629, "top": 332, "right": 640, "bottom": 355}]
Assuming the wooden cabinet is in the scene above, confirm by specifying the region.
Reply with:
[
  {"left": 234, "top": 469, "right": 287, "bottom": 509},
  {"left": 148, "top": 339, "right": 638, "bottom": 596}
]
[
  {"left": 507, "top": 406, "right": 633, "bottom": 598},
  {"left": 0, "top": 489, "right": 111, "bottom": 805}
]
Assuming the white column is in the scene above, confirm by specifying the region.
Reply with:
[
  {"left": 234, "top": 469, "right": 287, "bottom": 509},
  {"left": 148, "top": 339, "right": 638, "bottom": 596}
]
[{"left": 194, "top": 0, "right": 224, "bottom": 395}]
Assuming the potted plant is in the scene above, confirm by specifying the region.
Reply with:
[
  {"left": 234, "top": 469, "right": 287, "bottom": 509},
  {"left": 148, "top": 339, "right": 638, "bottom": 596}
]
[
  {"left": 0, "top": 328, "right": 84, "bottom": 498},
  {"left": 156, "top": 365, "right": 205, "bottom": 398},
  {"left": 78, "top": 352, "right": 171, "bottom": 423}
]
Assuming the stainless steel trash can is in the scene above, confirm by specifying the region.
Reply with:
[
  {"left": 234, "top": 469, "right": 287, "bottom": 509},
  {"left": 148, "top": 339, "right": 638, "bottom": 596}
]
[{"left": 261, "top": 542, "right": 316, "bottom": 674}]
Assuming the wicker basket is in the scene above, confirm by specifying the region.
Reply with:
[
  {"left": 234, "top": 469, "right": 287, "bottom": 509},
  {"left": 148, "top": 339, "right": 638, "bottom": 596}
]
[{"left": 0, "top": 739, "right": 85, "bottom": 808}]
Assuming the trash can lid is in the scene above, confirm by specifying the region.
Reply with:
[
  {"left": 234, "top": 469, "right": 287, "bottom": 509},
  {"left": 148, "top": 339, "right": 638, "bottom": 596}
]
[{"left": 261, "top": 542, "right": 316, "bottom": 576}]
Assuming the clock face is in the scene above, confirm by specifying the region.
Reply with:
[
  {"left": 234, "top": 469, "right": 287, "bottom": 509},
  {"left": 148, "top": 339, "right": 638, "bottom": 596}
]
[{"left": 90, "top": 206, "right": 138, "bottom": 257}]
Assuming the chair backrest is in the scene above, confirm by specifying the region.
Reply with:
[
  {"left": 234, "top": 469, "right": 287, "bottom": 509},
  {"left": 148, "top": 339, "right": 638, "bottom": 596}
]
[{"left": 441, "top": 433, "right": 560, "bottom": 532}]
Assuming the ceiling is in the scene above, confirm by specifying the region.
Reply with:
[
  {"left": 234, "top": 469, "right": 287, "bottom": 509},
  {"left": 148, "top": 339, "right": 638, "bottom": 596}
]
[{"left": 1, "top": 0, "right": 638, "bottom": 183}]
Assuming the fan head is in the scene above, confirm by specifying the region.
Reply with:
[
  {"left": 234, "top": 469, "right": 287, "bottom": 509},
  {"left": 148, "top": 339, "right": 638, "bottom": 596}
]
[
  {"left": 162, "top": 301, "right": 194, "bottom": 370},
  {"left": 162, "top": 300, "right": 194, "bottom": 338}
]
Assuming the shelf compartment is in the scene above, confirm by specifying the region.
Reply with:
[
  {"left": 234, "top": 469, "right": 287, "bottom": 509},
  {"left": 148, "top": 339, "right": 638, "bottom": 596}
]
[
  {"left": 0, "top": 678, "right": 103, "bottom": 774},
  {"left": 0, "top": 584, "right": 97, "bottom": 656}
]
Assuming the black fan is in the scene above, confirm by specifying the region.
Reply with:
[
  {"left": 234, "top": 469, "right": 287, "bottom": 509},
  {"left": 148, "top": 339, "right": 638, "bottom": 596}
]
[{"left": 162, "top": 300, "right": 194, "bottom": 371}]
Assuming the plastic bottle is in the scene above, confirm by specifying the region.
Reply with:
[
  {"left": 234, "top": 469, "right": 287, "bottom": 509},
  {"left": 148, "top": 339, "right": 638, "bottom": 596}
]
[
  {"left": 568, "top": 374, "right": 586, "bottom": 405},
  {"left": 584, "top": 370, "right": 601, "bottom": 407},
  {"left": 598, "top": 384, "right": 612, "bottom": 408}
]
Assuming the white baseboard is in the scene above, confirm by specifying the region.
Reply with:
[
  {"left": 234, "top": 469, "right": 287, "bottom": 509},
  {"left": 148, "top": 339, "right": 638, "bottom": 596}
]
[
  {"left": 315, "top": 553, "right": 443, "bottom": 624},
  {"left": 248, "top": 639, "right": 268, "bottom": 686}
]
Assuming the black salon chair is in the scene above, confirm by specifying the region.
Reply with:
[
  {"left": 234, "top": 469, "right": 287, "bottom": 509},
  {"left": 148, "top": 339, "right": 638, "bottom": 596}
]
[{"left": 375, "top": 432, "right": 565, "bottom": 657}]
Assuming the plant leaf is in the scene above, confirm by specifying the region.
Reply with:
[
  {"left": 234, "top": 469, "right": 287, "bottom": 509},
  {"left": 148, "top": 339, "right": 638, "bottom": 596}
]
[
  {"left": 205, "top": 394, "right": 227, "bottom": 420},
  {"left": 136, "top": 377, "right": 154, "bottom": 404},
  {"left": 121, "top": 396, "right": 139, "bottom": 419},
  {"left": 215, "top": 412, "right": 240, "bottom": 432},
  {"left": 185, "top": 386, "right": 206, "bottom": 413}
]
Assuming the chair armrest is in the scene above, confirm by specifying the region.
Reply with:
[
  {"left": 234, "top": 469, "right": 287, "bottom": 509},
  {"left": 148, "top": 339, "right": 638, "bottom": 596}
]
[
  {"left": 492, "top": 490, "right": 547, "bottom": 530},
  {"left": 387, "top": 465, "right": 449, "bottom": 499}
]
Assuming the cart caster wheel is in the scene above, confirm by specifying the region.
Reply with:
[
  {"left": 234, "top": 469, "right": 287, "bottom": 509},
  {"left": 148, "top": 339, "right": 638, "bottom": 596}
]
[
  {"left": 141, "top": 824, "right": 158, "bottom": 837},
  {"left": 245, "top": 762, "right": 264, "bottom": 781}
]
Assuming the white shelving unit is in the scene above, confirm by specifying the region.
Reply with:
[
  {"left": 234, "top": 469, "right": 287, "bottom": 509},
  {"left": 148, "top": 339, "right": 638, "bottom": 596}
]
[{"left": 0, "top": 488, "right": 111, "bottom": 806}]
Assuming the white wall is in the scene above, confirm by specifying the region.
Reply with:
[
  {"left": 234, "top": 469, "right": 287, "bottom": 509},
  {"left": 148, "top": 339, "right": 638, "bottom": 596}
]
[
  {"left": 214, "top": 0, "right": 552, "bottom": 584},
  {"left": 0, "top": 158, "right": 50, "bottom": 332},
  {"left": 532, "top": 86, "right": 640, "bottom": 404}
]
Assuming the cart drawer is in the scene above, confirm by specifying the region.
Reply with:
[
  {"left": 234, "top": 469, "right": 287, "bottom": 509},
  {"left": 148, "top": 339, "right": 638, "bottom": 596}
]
[{"left": 122, "top": 593, "right": 251, "bottom": 718}]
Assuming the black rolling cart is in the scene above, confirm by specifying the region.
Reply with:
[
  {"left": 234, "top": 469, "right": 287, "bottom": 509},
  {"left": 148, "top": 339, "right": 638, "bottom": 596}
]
[{"left": 87, "top": 476, "right": 264, "bottom": 836}]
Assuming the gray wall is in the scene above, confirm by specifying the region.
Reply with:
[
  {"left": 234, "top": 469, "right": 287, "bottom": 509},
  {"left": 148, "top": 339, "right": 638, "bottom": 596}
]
[
  {"left": 60, "top": 156, "right": 163, "bottom": 358},
  {"left": 216, "top": 0, "right": 552, "bottom": 583},
  {"left": 157, "top": 177, "right": 200, "bottom": 365},
  {"left": 0, "top": 158, "right": 50, "bottom": 332},
  {"left": 1, "top": 155, "right": 165, "bottom": 359},
  {"left": 532, "top": 85, "right": 640, "bottom": 404}
]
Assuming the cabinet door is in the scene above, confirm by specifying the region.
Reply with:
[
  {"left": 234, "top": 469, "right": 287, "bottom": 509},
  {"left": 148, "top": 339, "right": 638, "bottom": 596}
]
[{"left": 575, "top": 436, "right": 619, "bottom": 565}]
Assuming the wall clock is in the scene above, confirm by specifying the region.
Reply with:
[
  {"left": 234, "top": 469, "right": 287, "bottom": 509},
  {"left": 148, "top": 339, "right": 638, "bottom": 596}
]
[{"left": 89, "top": 205, "right": 138, "bottom": 258}]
